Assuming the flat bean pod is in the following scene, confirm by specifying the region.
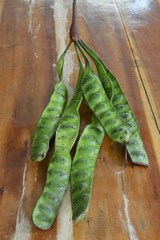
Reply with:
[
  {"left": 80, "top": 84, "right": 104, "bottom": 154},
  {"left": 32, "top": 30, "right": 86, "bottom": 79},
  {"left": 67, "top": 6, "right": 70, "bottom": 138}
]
[
  {"left": 55, "top": 43, "right": 84, "bottom": 150},
  {"left": 32, "top": 148, "right": 71, "bottom": 229},
  {"left": 32, "top": 52, "right": 85, "bottom": 229},
  {"left": 126, "top": 131, "right": 148, "bottom": 166},
  {"left": 31, "top": 81, "right": 68, "bottom": 162},
  {"left": 71, "top": 115, "right": 104, "bottom": 222},
  {"left": 80, "top": 41, "right": 149, "bottom": 166},
  {"left": 55, "top": 90, "right": 83, "bottom": 150},
  {"left": 82, "top": 65, "right": 131, "bottom": 145},
  {"left": 80, "top": 40, "right": 138, "bottom": 133},
  {"left": 31, "top": 43, "right": 72, "bottom": 162}
]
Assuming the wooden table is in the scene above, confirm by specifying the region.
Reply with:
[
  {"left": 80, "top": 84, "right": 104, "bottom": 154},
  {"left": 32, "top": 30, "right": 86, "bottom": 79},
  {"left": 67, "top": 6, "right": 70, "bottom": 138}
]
[{"left": 0, "top": 0, "right": 160, "bottom": 239}]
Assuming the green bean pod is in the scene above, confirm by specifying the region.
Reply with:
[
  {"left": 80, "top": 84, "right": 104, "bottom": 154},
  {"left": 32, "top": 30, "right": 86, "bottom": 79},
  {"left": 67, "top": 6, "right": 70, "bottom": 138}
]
[
  {"left": 126, "top": 131, "right": 148, "bottom": 166},
  {"left": 71, "top": 115, "right": 104, "bottom": 222},
  {"left": 55, "top": 90, "right": 83, "bottom": 150},
  {"left": 80, "top": 41, "right": 149, "bottom": 166},
  {"left": 80, "top": 40, "right": 138, "bottom": 133},
  {"left": 31, "top": 81, "right": 68, "bottom": 162},
  {"left": 55, "top": 43, "right": 84, "bottom": 150},
  {"left": 31, "top": 43, "right": 72, "bottom": 162},
  {"left": 32, "top": 148, "right": 71, "bottom": 229},
  {"left": 82, "top": 65, "right": 131, "bottom": 145},
  {"left": 32, "top": 91, "right": 83, "bottom": 229},
  {"left": 32, "top": 51, "right": 84, "bottom": 229}
]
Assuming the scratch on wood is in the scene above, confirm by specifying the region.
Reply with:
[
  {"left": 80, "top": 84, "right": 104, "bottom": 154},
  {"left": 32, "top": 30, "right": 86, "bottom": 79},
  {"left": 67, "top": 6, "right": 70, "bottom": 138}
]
[
  {"left": 122, "top": 193, "right": 139, "bottom": 240},
  {"left": 34, "top": 52, "right": 38, "bottom": 58},
  {"left": 12, "top": 109, "right": 17, "bottom": 119},
  {"left": 53, "top": 0, "right": 75, "bottom": 99},
  {"left": 11, "top": 163, "right": 31, "bottom": 240},
  {"left": 35, "top": 23, "right": 41, "bottom": 33},
  {"left": 34, "top": 165, "right": 38, "bottom": 182},
  {"left": 57, "top": 186, "right": 73, "bottom": 240},
  {"left": 28, "top": 0, "right": 36, "bottom": 34}
]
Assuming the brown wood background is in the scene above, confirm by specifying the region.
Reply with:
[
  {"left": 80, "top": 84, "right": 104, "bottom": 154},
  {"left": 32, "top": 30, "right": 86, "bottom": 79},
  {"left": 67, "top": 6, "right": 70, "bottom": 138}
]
[{"left": 0, "top": 0, "right": 160, "bottom": 239}]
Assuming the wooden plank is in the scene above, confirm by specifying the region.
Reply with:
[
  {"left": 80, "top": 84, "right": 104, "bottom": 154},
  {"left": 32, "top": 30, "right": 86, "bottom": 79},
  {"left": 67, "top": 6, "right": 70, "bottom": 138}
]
[
  {"left": 72, "top": 1, "right": 160, "bottom": 240},
  {"left": 115, "top": 0, "right": 160, "bottom": 131},
  {"left": 0, "top": 0, "right": 160, "bottom": 240},
  {"left": 0, "top": 0, "right": 58, "bottom": 239}
]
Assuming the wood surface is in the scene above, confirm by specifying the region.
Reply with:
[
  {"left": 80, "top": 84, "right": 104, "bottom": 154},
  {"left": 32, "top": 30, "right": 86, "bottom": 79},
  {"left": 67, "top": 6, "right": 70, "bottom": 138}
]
[{"left": 0, "top": 0, "right": 160, "bottom": 239}]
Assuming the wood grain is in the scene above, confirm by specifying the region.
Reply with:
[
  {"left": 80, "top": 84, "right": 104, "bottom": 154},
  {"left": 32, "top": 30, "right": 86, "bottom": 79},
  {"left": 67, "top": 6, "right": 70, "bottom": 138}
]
[{"left": 0, "top": 0, "right": 160, "bottom": 239}]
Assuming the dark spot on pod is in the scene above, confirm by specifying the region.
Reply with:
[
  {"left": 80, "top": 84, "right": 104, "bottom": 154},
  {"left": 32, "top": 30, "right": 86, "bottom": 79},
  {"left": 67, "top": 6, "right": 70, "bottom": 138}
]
[
  {"left": 121, "top": 113, "right": 128, "bottom": 119},
  {"left": 46, "top": 181, "right": 64, "bottom": 191},
  {"left": 54, "top": 156, "right": 66, "bottom": 163},
  {"left": 65, "top": 114, "right": 76, "bottom": 119},
  {"left": 37, "top": 126, "right": 45, "bottom": 129},
  {"left": 51, "top": 196, "right": 58, "bottom": 202},
  {"left": 61, "top": 124, "right": 76, "bottom": 129},
  {"left": 39, "top": 204, "right": 50, "bottom": 211},
  {"left": 116, "top": 104, "right": 125, "bottom": 109},
  {"left": 90, "top": 126, "right": 102, "bottom": 133},
  {"left": 112, "top": 127, "right": 127, "bottom": 134},
  {"left": 48, "top": 169, "right": 67, "bottom": 177},
  {"left": 48, "top": 169, "right": 53, "bottom": 176},
  {"left": 46, "top": 192, "right": 58, "bottom": 202},
  {"left": 71, "top": 99, "right": 81, "bottom": 103},
  {"left": 44, "top": 116, "right": 60, "bottom": 120},
  {"left": 127, "top": 140, "right": 139, "bottom": 145},
  {"left": 112, "top": 129, "right": 119, "bottom": 134},
  {"left": 47, "top": 108, "right": 55, "bottom": 111},
  {"left": 72, "top": 198, "right": 79, "bottom": 206},
  {"left": 105, "top": 110, "right": 114, "bottom": 117},
  {"left": 80, "top": 194, "right": 89, "bottom": 201},
  {"left": 85, "top": 84, "right": 95, "bottom": 92},
  {"left": 42, "top": 218, "right": 50, "bottom": 224},
  {"left": 57, "top": 86, "right": 66, "bottom": 92},
  {"left": 131, "top": 151, "right": 145, "bottom": 158},
  {"left": 56, "top": 90, "right": 66, "bottom": 99},
  {"left": 59, "top": 171, "right": 67, "bottom": 177},
  {"left": 126, "top": 122, "right": 135, "bottom": 128},
  {"left": 84, "top": 74, "right": 92, "bottom": 81},
  {"left": 82, "top": 135, "right": 96, "bottom": 142},
  {"left": 86, "top": 88, "right": 90, "bottom": 92},
  {"left": 113, "top": 94, "right": 122, "bottom": 100},
  {"left": 74, "top": 173, "right": 80, "bottom": 178},
  {"left": 37, "top": 125, "right": 53, "bottom": 131},
  {"left": 71, "top": 184, "right": 85, "bottom": 193}
]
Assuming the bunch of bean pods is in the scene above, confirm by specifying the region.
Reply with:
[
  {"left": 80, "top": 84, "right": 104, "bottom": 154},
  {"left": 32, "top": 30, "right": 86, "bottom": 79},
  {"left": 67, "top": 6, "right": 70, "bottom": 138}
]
[{"left": 31, "top": 40, "right": 149, "bottom": 230}]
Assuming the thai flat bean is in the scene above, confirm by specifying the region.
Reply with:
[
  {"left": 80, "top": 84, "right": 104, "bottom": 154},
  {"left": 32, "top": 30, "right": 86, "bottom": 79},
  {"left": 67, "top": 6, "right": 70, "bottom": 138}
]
[
  {"left": 71, "top": 115, "right": 104, "bottom": 222},
  {"left": 82, "top": 64, "right": 131, "bottom": 145},
  {"left": 55, "top": 49, "right": 84, "bottom": 150},
  {"left": 79, "top": 40, "right": 138, "bottom": 133},
  {"left": 32, "top": 148, "right": 71, "bottom": 229},
  {"left": 126, "top": 131, "right": 148, "bottom": 166},
  {"left": 80, "top": 41, "right": 149, "bottom": 166},
  {"left": 31, "top": 81, "right": 68, "bottom": 162},
  {"left": 32, "top": 50, "right": 85, "bottom": 229},
  {"left": 31, "top": 43, "right": 71, "bottom": 162}
]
